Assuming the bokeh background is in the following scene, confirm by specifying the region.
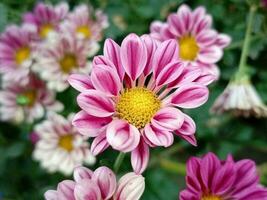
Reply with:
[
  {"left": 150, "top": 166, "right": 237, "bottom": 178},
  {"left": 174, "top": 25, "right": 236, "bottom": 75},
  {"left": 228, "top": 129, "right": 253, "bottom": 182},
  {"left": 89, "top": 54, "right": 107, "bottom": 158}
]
[{"left": 0, "top": 0, "right": 267, "bottom": 199}]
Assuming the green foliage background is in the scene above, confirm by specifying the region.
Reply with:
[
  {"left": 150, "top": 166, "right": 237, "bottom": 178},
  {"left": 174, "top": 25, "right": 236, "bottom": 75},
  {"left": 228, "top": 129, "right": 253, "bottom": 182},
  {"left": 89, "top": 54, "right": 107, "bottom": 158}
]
[{"left": 0, "top": 0, "right": 267, "bottom": 199}]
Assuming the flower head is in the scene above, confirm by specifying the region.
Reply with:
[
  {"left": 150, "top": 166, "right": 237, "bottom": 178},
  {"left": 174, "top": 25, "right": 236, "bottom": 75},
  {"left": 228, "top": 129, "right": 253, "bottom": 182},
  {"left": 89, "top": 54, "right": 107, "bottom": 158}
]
[
  {"left": 34, "top": 33, "right": 92, "bottom": 92},
  {"left": 149, "top": 4, "right": 231, "bottom": 79},
  {"left": 33, "top": 113, "right": 95, "bottom": 175},
  {"left": 180, "top": 152, "right": 267, "bottom": 200},
  {"left": 69, "top": 33, "right": 209, "bottom": 174},
  {"left": 0, "top": 74, "right": 63, "bottom": 123},
  {"left": 44, "top": 166, "right": 145, "bottom": 200},
  {"left": 0, "top": 25, "right": 35, "bottom": 82},
  {"left": 23, "top": 2, "right": 69, "bottom": 40},
  {"left": 211, "top": 77, "right": 267, "bottom": 117},
  {"left": 61, "top": 4, "right": 108, "bottom": 41}
]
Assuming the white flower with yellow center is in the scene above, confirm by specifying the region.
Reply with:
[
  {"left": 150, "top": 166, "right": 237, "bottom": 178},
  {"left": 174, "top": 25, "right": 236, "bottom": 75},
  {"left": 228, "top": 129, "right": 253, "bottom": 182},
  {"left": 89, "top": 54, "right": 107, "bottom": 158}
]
[{"left": 33, "top": 113, "right": 96, "bottom": 175}]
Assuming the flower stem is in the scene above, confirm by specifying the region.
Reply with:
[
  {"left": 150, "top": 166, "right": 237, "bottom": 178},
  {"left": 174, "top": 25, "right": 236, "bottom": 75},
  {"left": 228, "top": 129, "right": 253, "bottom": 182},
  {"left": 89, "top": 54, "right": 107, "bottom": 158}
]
[
  {"left": 237, "top": 5, "right": 257, "bottom": 78},
  {"left": 113, "top": 152, "right": 126, "bottom": 173}
]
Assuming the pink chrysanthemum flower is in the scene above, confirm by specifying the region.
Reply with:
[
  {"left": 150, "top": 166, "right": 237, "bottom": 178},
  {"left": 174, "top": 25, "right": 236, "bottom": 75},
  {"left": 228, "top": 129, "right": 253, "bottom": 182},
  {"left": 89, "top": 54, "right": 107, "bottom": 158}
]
[
  {"left": 0, "top": 74, "right": 63, "bottom": 123},
  {"left": 23, "top": 2, "right": 69, "bottom": 40},
  {"left": 61, "top": 4, "right": 108, "bottom": 42},
  {"left": 0, "top": 25, "right": 34, "bottom": 83},
  {"left": 34, "top": 33, "right": 93, "bottom": 92},
  {"left": 180, "top": 152, "right": 267, "bottom": 200},
  {"left": 33, "top": 113, "right": 95, "bottom": 175},
  {"left": 68, "top": 33, "right": 209, "bottom": 174},
  {"left": 45, "top": 166, "right": 145, "bottom": 200},
  {"left": 150, "top": 4, "right": 231, "bottom": 79}
]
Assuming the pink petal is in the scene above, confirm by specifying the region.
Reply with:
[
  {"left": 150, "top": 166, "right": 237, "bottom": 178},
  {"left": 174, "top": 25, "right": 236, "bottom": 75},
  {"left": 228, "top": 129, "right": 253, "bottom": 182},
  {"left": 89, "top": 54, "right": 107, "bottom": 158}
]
[
  {"left": 169, "top": 84, "right": 209, "bottom": 108},
  {"left": 155, "top": 61, "right": 185, "bottom": 87},
  {"left": 103, "top": 39, "right": 124, "bottom": 80},
  {"left": 93, "top": 55, "right": 117, "bottom": 70},
  {"left": 141, "top": 34, "right": 157, "bottom": 77},
  {"left": 106, "top": 119, "right": 140, "bottom": 152},
  {"left": 196, "top": 29, "right": 218, "bottom": 47},
  {"left": 57, "top": 180, "right": 76, "bottom": 200},
  {"left": 193, "top": 67, "right": 217, "bottom": 86},
  {"left": 73, "top": 166, "right": 93, "bottom": 183},
  {"left": 167, "top": 13, "right": 185, "bottom": 37},
  {"left": 120, "top": 33, "right": 147, "bottom": 81},
  {"left": 92, "top": 167, "right": 117, "bottom": 199},
  {"left": 72, "top": 111, "right": 112, "bottom": 137},
  {"left": 68, "top": 74, "right": 94, "bottom": 92},
  {"left": 179, "top": 134, "right": 197, "bottom": 146},
  {"left": 151, "top": 107, "right": 184, "bottom": 131},
  {"left": 177, "top": 4, "right": 193, "bottom": 32},
  {"left": 198, "top": 46, "right": 223, "bottom": 64},
  {"left": 192, "top": 14, "right": 212, "bottom": 35},
  {"left": 131, "top": 138, "right": 150, "bottom": 174},
  {"left": 153, "top": 39, "right": 179, "bottom": 78},
  {"left": 91, "top": 131, "right": 110, "bottom": 156},
  {"left": 185, "top": 157, "right": 202, "bottom": 193},
  {"left": 175, "top": 114, "right": 196, "bottom": 136},
  {"left": 45, "top": 190, "right": 58, "bottom": 200},
  {"left": 215, "top": 34, "right": 231, "bottom": 48},
  {"left": 77, "top": 90, "right": 115, "bottom": 117},
  {"left": 91, "top": 64, "right": 122, "bottom": 96},
  {"left": 143, "top": 124, "right": 174, "bottom": 147},
  {"left": 179, "top": 190, "right": 199, "bottom": 200},
  {"left": 74, "top": 179, "right": 102, "bottom": 200}
]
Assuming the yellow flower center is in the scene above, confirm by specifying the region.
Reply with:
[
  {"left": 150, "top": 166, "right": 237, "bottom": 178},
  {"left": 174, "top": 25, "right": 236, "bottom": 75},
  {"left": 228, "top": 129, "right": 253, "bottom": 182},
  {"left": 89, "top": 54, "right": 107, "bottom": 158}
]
[
  {"left": 116, "top": 87, "right": 161, "bottom": 129},
  {"left": 39, "top": 24, "right": 54, "bottom": 39},
  {"left": 201, "top": 195, "right": 222, "bottom": 200},
  {"left": 58, "top": 135, "right": 74, "bottom": 152},
  {"left": 59, "top": 54, "right": 77, "bottom": 73},
  {"left": 179, "top": 36, "right": 199, "bottom": 61},
  {"left": 76, "top": 26, "right": 92, "bottom": 38},
  {"left": 15, "top": 47, "right": 31, "bottom": 65},
  {"left": 16, "top": 90, "right": 36, "bottom": 107}
]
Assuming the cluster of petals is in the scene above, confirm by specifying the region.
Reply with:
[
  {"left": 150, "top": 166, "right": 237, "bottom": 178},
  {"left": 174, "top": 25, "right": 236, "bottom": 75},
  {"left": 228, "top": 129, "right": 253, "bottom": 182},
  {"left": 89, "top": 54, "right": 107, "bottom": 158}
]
[
  {"left": 0, "top": 74, "right": 62, "bottom": 123},
  {"left": 150, "top": 4, "right": 231, "bottom": 79},
  {"left": 45, "top": 166, "right": 145, "bottom": 200},
  {"left": 33, "top": 113, "right": 95, "bottom": 175},
  {"left": 180, "top": 152, "right": 267, "bottom": 200},
  {"left": 69, "top": 33, "right": 210, "bottom": 174},
  {"left": 211, "top": 78, "right": 267, "bottom": 118}
]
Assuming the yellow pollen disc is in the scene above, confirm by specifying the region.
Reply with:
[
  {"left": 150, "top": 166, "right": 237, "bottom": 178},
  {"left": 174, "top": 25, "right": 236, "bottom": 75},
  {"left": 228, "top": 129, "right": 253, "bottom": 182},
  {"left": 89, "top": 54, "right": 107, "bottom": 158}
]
[
  {"left": 76, "top": 25, "right": 92, "bottom": 38},
  {"left": 39, "top": 24, "right": 54, "bottom": 39},
  {"left": 59, "top": 54, "right": 77, "bottom": 73},
  {"left": 16, "top": 90, "right": 37, "bottom": 107},
  {"left": 15, "top": 47, "right": 31, "bottom": 65},
  {"left": 179, "top": 35, "right": 199, "bottom": 61},
  {"left": 201, "top": 195, "right": 222, "bottom": 200},
  {"left": 58, "top": 135, "right": 74, "bottom": 152},
  {"left": 116, "top": 87, "right": 161, "bottom": 129}
]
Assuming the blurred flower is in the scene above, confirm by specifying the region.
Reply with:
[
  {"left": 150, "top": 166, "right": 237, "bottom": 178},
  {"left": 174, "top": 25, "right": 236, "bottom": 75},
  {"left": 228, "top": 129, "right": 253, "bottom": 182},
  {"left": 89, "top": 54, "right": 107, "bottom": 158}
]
[
  {"left": 33, "top": 113, "right": 95, "bottom": 175},
  {"left": 149, "top": 4, "right": 231, "bottom": 80},
  {"left": 61, "top": 4, "right": 108, "bottom": 42},
  {"left": 0, "top": 74, "right": 63, "bottom": 123},
  {"left": 0, "top": 25, "right": 35, "bottom": 83},
  {"left": 29, "top": 131, "right": 40, "bottom": 144},
  {"left": 262, "top": 0, "right": 267, "bottom": 7},
  {"left": 180, "top": 152, "right": 267, "bottom": 200},
  {"left": 211, "top": 77, "right": 267, "bottom": 117},
  {"left": 44, "top": 166, "right": 145, "bottom": 200},
  {"left": 23, "top": 2, "right": 69, "bottom": 40},
  {"left": 68, "top": 33, "right": 209, "bottom": 174},
  {"left": 34, "top": 34, "right": 93, "bottom": 92},
  {"left": 112, "top": 15, "right": 127, "bottom": 31}
]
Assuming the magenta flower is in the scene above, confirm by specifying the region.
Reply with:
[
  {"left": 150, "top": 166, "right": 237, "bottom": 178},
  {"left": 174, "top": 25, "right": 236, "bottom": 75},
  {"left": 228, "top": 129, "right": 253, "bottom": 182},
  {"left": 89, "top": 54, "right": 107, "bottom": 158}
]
[
  {"left": 180, "top": 152, "right": 267, "bottom": 200},
  {"left": 150, "top": 4, "right": 231, "bottom": 79},
  {"left": 0, "top": 74, "right": 63, "bottom": 123},
  {"left": 68, "top": 33, "right": 210, "bottom": 174},
  {"left": 0, "top": 25, "right": 34, "bottom": 83},
  {"left": 262, "top": 0, "right": 267, "bottom": 7},
  {"left": 23, "top": 2, "right": 69, "bottom": 40},
  {"left": 33, "top": 113, "right": 96, "bottom": 175},
  {"left": 44, "top": 166, "right": 145, "bottom": 200}
]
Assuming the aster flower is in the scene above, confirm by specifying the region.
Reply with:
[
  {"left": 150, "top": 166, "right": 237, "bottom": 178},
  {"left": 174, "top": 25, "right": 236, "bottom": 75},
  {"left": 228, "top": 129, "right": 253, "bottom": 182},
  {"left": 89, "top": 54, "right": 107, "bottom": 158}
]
[
  {"left": 44, "top": 166, "right": 145, "bottom": 200},
  {"left": 211, "top": 77, "right": 267, "bottom": 117},
  {"left": 34, "top": 33, "right": 92, "bottom": 92},
  {"left": 149, "top": 4, "right": 231, "bottom": 79},
  {"left": 23, "top": 2, "right": 69, "bottom": 40},
  {"left": 33, "top": 113, "right": 96, "bottom": 175},
  {"left": 0, "top": 25, "right": 35, "bottom": 83},
  {"left": 68, "top": 33, "right": 209, "bottom": 174},
  {"left": 0, "top": 74, "right": 63, "bottom": 123},
  {"left": 180, "top": 152, "right": 267, "bottom": 200},
  {"left": 61, "top": 4, "right": 108, "bottom": 42}
]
